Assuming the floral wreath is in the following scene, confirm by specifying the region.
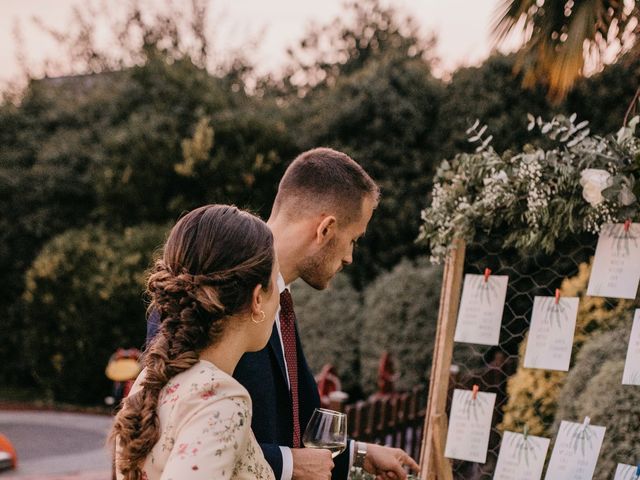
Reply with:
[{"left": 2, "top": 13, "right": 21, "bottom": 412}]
[{"left": 418, "top": 114, "right": 640, "bottom": 263}]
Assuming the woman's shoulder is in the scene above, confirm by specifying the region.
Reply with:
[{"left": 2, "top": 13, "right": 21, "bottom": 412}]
[{"left": 159, "top": 360, "right": 250, "bottom": 410}]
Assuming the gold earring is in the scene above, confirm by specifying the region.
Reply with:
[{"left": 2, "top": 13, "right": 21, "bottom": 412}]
[{"left": 251, "top": 310, "right": 266, "bottom": 324}]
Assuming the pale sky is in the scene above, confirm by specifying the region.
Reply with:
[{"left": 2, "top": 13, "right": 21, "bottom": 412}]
[{"left": 0, "top": 0, "right": 516, "bottom": 90}]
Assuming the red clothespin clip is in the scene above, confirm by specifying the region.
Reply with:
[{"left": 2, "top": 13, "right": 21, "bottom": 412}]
[
  {"left": 625, "top": 219, "right": 632, "bottom": 232},
  {"left": 484, "top": 268, "right": 491, "bottom": 283},
  {"left": 472, "top": 384, "right": 479, "bottom": 400},
  {"left": 555, "top": 289, "right": 561, "bottom": 305}
]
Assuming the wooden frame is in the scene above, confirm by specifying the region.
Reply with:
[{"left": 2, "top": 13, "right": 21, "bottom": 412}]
[{"left": 419, "top": 238, "right": 466, "bottom": 480}]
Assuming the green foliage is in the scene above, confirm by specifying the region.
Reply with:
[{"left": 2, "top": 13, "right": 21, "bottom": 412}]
[
  {"left": 419, "top": 113, "right": 640, "bottom": 264},
  {"left": 89, "top": 56, "right": 235, "bottom": 225},
  {"left": 294, "top": 259, "right": 444, "bottom": 397},
  {"left": 555, "top": 324, "right": 638, "bottom": 479},
  {"left": 359, "top": 258, "right": 442, "bottom": 396},
  {"left": 436, "top": 54, "right": 557, "bottom": 160},
  {"left": 169, "top": 98, "right": 295, "bottom": 220},
  {"left": 4, "top": 0, "right": 640, "bottom": 405},
  {"left": 21, "top": 223, "right": 166, "bottom": 404},
  {"left": 292, "top": 274, "right": 363, "bottom": 397},
  {"left": 568, "top": 53, "right": 640, "bottom": 136},
  {"left": 0, "top": 83, "right": 103, "bottom": 383}
]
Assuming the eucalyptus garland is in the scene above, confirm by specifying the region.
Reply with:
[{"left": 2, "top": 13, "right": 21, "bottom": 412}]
[{"left": 418, "top": 114, "right": 640, "bottom": 264}]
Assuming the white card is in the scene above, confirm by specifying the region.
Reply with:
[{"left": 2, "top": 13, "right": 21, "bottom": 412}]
[
  {"left": 494, "top": 431, "right": 551, "bottom": 480},
  {"left": 444, "top": 388, "right": 496, "bottom": 463},
  {"left": 614, "top": 463, "right": 640, "bottom": 480},
  {"left": 524, "top": 296, "right": 579, "bottom": 371},
  {"left": 544, "top": 420, "right": 606, "bottom": 480},
  {"left": 454, "top": 274, "right": 508, "bottom": 346},
  {"left": 622, "top": 309, "right": 640, "bottom": 385},
  {"left": 587, "top": 223, "right": 640, "bottom": 299}
]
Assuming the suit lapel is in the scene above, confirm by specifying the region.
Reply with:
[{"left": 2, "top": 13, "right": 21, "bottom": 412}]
[{"left": 268, "top": 323, "right": 288, "bottom": 385}]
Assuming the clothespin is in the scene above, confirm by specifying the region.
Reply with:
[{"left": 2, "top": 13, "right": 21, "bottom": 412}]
[
  {"left": 555, "top": 289, "right": 561, "bottom": 305},
  {"left": 484, "top": 268, "right": 491, "bottom": 283},
  {"left": 582, "top": 416, "right": 590, "bottom": 431},
  {"left": 625, "top": 219, "right": 632, "bottom": 232},
  {"left": 472, "top": 384, "right": 479, "bottom": 400},
  {"left": 523, "top": 424, "right": 529, "bottom": 441}
]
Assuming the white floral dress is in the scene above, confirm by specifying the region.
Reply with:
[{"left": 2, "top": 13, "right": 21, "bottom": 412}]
[{"left": 116, "top": 359, "right": 275, "bottom": 480}]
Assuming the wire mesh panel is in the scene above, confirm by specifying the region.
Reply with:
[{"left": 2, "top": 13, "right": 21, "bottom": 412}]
[{"left": 444, "top": 231, "right": 611, "bottom": 479}]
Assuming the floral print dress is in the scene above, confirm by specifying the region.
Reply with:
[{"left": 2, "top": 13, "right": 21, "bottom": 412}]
[{"left": 116, "top": 359, "right": 275, "bottom": 480}]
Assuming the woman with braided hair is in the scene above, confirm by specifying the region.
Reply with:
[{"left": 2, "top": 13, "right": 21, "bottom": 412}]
[{"left": 111, "top": 204, "right": 279, "bottom": 480}]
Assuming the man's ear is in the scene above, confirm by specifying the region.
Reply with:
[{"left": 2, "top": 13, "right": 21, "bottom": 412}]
[{"left": 315, "top": 215, "right": 337, "bottom": 245}]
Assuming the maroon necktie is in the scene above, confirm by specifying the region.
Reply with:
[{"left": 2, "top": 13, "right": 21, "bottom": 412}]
[{"left": 279, "top": 289, "right": 301, "bottom": 448}]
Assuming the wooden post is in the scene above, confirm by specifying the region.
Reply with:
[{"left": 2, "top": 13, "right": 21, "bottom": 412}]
[{"left": 419, "top": 238, "right": 466, "bottom": 479}]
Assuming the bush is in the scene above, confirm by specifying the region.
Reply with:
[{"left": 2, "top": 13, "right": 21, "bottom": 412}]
[
  {"left": 500, "top": 260, "right": 635, "bottom": 436},
  {"left": 359, "top": 258, "right": 442, "bottom": 396},
  {"left": 554, "top": 323, "right": 637, "bottom": 479},
  {"left": 292, "top": 273, "right": 363, "bottom": 397},
  {"left": 21, "top": 223, "right": 166, "bottom": 404}
]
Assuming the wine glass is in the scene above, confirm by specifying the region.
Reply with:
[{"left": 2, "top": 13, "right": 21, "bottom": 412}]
[{"left": 302, "top": 408, "right": 348, "bottom": 458}]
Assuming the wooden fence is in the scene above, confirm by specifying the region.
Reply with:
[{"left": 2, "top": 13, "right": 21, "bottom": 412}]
[{"left": 338, "top": 385, "right": 428, "bottom": 461}]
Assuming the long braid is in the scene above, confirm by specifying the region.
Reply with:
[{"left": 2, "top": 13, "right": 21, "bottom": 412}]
[
  {"left": 111, "top": 263, "right": 224, "bottom": 479},
  {"left": 109, "top": 204, "right": 274, "bottom": 479}
]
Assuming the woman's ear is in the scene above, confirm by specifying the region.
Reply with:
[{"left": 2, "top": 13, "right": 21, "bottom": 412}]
[
  {"left": 315, "top": 215, "right": 337, "bottom": 245},
  {"left": 251, "top": 283, "right": 264, "bottom": 316}
]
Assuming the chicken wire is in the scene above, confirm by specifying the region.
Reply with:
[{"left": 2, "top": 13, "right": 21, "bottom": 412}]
[{"left": 442, "top": 231, "right": 620, "bottom": 479}]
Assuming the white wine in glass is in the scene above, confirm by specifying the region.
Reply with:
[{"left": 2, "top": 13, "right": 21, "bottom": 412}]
[{"left": 303, "top": 408, "right": 347, "bottom": 458}]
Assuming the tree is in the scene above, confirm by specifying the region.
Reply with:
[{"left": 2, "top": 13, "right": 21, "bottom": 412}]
[
  {"left": 493, "top": 0, "right": 639, "bottom": 101},
  {"left": 567, "top": 52, "right": 640, "bottom": 134},
  {"left": 435, "top": 54, "right": 557, "bottom": 160},
  {"left": 21, "top": 224, "right": 166, "bottom": 404},
  {"left": 0, "top": 80, "right": 102, "bottom": 384},
  {"left": 279, "top": 0, "right": 437, "bottom": 97}
]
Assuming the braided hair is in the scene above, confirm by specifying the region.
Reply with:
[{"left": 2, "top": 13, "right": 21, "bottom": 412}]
[{"left": 110, "top": 204, "right": 274, "bottom": 480}]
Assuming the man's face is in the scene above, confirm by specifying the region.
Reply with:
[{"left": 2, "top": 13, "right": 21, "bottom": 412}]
[{"left": 299, "top": 195, "right": 376, "bottom": 290}]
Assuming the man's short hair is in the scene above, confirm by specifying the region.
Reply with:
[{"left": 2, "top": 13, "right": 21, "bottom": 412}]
[{"left": 272, "top": 148, "right": 380, "bottom": 224}]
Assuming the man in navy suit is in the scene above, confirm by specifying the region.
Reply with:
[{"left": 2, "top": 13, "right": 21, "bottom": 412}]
[{"left": 148, "top": 148, "right": 419, "bottom": 480}]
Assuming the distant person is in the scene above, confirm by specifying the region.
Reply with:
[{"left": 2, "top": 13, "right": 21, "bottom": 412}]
[
  {"left": 148, "top": 148, "right": 420, "bottom": 480},
  {"left": 112, "top": 204, "right": 281, "bottom": 479}
]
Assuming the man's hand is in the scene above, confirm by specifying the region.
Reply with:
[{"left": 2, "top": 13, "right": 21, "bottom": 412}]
[
  {"left": 363, "top": 443, "right": 420, "bottom": 480},
  {"left": 291, "top": 448, "right": 335, "bottom": 480}
]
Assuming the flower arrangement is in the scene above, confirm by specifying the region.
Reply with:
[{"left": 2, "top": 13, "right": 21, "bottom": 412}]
[{"left": 418, "top": 114, "right": 640, "bottom": 263}]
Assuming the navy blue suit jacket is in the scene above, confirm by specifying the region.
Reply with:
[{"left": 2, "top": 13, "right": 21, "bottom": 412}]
[{"left": 146, "top": 311, "right": 351, "bottom": 479}]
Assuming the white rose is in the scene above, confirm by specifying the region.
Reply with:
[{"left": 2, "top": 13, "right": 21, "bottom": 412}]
[
  {"left": 579, "top": 169, "right": 613, "bottom": 207},
  {"left": 495, "top": 171, "right": 508, "bottom": 183}
]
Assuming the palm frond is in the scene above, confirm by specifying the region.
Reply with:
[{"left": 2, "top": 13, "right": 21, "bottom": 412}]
[{"left": 492, "top": 0, "right": 639, "bottom": 102}]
